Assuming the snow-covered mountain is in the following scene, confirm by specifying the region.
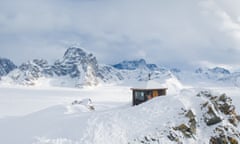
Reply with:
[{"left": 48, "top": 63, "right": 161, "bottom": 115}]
[
  {"left": 171, "top": 67, "right": 238, "bottom": 87},
  {"left": 1, "top": 47, "right": 124, "bottom": 87},
  {"left": 51, "top": 47, "right": 100, "bottom": 86},
  {"left": 112, "top": 59, "right": 175, "bottom": 84},
  {"left": 0, "top": 58, "right": 17, "bottom": 77},
  {"left": 194, "top": 67, "right": 231, "bottom": 79},
  {"left": 112, "top": 59, "right": 158, "bottom": 71},
  {"left": 1, "top": 47, "right": 240, "bottom": 88},
  {"left": 6, "top": 59, "right": 52, "bottom": 85},
  {"left": 0, "top": 47, "right": 176, "bottom": 87}
]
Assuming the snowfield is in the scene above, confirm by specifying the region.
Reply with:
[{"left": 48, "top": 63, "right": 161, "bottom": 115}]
[
  {"left": 0, "top": 85, "right": 131, "bottom": 118},
  {"left": 0, "top": 84, "right": 240, "bottom": 144},
  {"left": 0, "top": 85, "right": 132, "bottom": 144}
]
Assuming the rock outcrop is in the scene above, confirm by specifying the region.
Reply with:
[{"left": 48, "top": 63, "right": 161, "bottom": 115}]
[
  {"left": 112, "top": 59, "right": 158, "bottom": 71},
  {"left": 0, "top": 58, "right": 17, "bottom": 77}
]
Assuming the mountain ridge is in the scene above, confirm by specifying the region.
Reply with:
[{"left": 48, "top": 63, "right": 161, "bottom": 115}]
[{"left": 1, "top": 47, "right": 240, "bottom": 87}]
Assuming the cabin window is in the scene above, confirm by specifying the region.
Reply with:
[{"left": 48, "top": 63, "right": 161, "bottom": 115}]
[{"left": 135, "top": 91, "right": 145, "bottom": 101}]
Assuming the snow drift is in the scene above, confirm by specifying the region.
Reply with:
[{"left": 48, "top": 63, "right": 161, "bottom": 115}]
[{"left": 0, "top": 88, "right": 239, "bottom": 144}]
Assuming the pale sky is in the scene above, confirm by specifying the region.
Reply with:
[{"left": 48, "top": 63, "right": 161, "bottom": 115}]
[{"left": 1, "top": 0, "right": 240, "bottom": 70}]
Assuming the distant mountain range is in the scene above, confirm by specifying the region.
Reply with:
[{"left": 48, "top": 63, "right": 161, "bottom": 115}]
[
  {"left": 1, "top": 47, "right": 240, "bottom": 87},
  {"left": 112, "top": 58, "right": 158, "bottom": 71}
]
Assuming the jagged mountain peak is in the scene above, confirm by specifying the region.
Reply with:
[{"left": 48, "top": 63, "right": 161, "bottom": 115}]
[
  {"left": 170, "top": 68, "right": 181, "bottom": 73},
  {"left": 60, "top": 47, "right": 98, "bottom": 70},
  {"left": 210, "top": 67, "right": 231, "bottom": 74},
  {"left": 32, "top": 59, "right": 49, "bottom": 66},
  {"left": 0, "top": 57, "right": 17, "bottom": 76},
  {"left": 19, "top": 59, "right": 49, "bottom": 69},
  {"left": 52, "top": 47, "right": 99, "bottom": 86},
  {"left": 195, "top": 67, "right": 230, "bottom": 75},
  {"left": 122, "top": 58, "right": 146, "bottom": 65},
  {"left": 112, "top": 59, "right": 158, "bottom": 70},
  {"left": 1, "top": 48, "right": 102, "bottom": 86},
  {"left": 63, "top": 47, "right": 94, "bottom": 60}
]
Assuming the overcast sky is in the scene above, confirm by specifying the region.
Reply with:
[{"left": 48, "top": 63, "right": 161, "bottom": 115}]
[{"left": 1, "top": 0, "right": 240, "bottom": 70}]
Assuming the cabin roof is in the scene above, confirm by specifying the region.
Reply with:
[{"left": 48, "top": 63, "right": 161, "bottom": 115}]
[
  {"left": 131, "top": 80, "right": 167, "bottom": 90},
  {"left": 131, "top": 88, "right": 167, "bottom": 91}
]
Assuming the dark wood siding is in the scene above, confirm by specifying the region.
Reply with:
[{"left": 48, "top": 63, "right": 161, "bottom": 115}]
[
  {"left": 132, "top": 88, "right": 167, "bottom": 105},
  {"left": 158, "top": 89, "right": 166, "bottom": 96}
]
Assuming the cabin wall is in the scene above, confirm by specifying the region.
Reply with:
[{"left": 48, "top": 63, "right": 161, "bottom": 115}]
[
  {"left": 132, "top": 89, "right": 167, "bottom": 105},
  {"left": 158, "top": 90, "right": 166, "bottom": 96}
]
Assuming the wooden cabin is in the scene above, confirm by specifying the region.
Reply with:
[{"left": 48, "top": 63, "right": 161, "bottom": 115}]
[{"left": 131, "top": 80, "right": 167, "bottom": 105}]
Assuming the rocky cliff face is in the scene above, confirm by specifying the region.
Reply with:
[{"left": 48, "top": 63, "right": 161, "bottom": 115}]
[
  {"left": 112, "top": 59, "right": 158, "bottom": 71},
  {"left": 0, "top": 58, "right": 17, "bottom": 77},
  {"left": 51, "top": 47, "right": 99, "bottom": 86},
  {"left": 7, "top": 59, "right": 51, "bottom": 85},
  {"left": 97, "top": 64, "right": 124, "bottom": 83}
]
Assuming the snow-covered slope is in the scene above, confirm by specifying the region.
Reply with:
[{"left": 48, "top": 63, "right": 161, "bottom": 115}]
[{"left": 0, "top": 86, "right": 239, "bottom": 144}]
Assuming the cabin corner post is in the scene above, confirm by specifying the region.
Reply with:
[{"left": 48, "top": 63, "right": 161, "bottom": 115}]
[{"left": 132, "top": 90, "right": 135, "bottom": 106}]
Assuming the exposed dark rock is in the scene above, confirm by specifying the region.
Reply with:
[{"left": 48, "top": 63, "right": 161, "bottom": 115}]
[
  {"left": 0, "top": 58, "right": 17, "bottom": 77},
  {"left": 173, "top": 109, "right": 197, "bottom": 138},
  {"left": 185, "top": 110, "right": 197, "bottom": 134},
  {"left": 198, "top": 91, "right": 239, "bottom": 127},
  {"left": 174, "top": 124, "right": 192, "bottom": 138},
  {"left": 112, "top": 59, "right": 159, "bottom": 71},
  {"left": 167, "top": 131, "right": 180, "bottom": 143},
  {"left": 210, "top": 126, "right": 240, "bottom": 144},
  {"left": 203, "top": 106, "right": 222, "bottom": 126},
  {"left": 196, "top": 90, "right": 212, "bottom": 97},
  {"left": 205, "top": 115, "right": 222, "bottom": 126}
]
